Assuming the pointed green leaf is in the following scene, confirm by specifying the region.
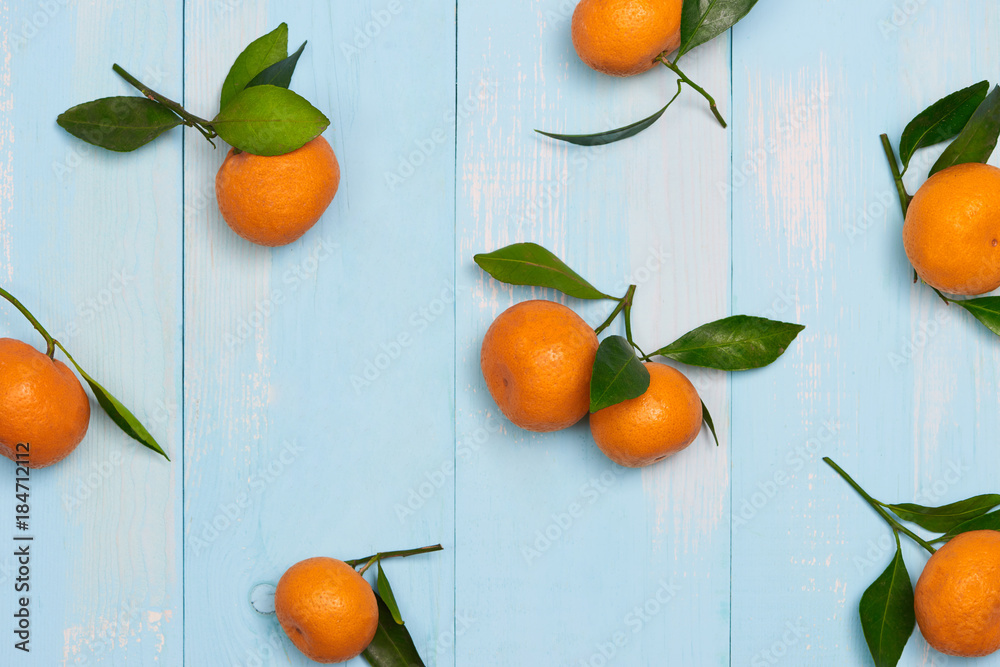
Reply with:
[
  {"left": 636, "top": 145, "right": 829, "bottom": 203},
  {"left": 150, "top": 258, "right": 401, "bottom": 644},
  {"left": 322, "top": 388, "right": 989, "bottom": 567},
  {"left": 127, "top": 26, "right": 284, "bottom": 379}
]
[
  {"left": 535, "top": 99, "right": 672, "bottom": 146},
  {"left": 590, "top": 336, "right": 650, "bottom": 413},
  {"left": 650, "top": 315, "right": 804, "bottom": 371},
  {"left": 57, "top": 97, "right": 182, "bottom": 152},
  {"left": 678, "top": 0, "right": 760, "bottom": 58},
  {"left": 55, "top": 343, "right": 169, "bottom": 460},
  {"left": 952, "top": 297, "right": 1000, "bottom": 336},
  {"left": 858, "top": 541, "right": 915, "bottom": 667},
  {"left": 474, "top": 243, "right": 613, "bottom": 300},
  {"left": 220, "top": 23, "right": 288, "bottom": 111},
  {"left": 247, "top": 41, "right": 306, "bottom": 90},
  {"left": 888, "top": 494, "right": 1000, "bottom": 533},
  {"left": 212, "top": 85, "right": 329, "bottom": 156},
  {"left": 362, "top": 593, "right": 426, "bottom": 667},
  {"left": 701, "top": 400, "right": 719, "bottom": 447},
  {"left": 899, "top": 81, "right": 989, "bottom": 170},
  {"left": 937, "top": 510, "right": 1000, "bottom": 542},
  {"left": 930, "top": 85, "right": 1000, "bottom": 176},
  {"left": 376, "top": 561, "right": 403, "bottom": 625}
]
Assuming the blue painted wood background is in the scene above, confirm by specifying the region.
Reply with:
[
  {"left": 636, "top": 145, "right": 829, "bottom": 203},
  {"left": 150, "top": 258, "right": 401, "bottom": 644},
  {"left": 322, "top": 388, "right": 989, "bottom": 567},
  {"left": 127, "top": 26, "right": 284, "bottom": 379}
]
[{"left": 0, "top": 0, "right": 998, "bottom": 665}]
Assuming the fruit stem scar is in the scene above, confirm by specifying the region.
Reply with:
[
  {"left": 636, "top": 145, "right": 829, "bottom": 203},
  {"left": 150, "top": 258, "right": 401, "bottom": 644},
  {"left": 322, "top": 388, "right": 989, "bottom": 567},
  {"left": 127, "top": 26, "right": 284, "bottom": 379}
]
[
  {"left": 880, "top": 133, "right": 911, "bottom": 216},
  {"left": 823, "top": 457, "right": 937, "bottom": 555},
  {"left": 0, "top": 287, "right": 57, "bottom": 358},
  {"left": 112, "top": 64, "right": 218, "bottom": 145},
  {"left": 657, "top": 55, "right": 727, "bottom": 128}
]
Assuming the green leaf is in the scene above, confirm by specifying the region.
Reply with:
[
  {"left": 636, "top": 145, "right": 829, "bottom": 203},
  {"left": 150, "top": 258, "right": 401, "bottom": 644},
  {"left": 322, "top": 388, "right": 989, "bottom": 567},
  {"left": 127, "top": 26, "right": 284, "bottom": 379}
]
[
  {"left": 220, "top": 23, "right": 288, "bottom": 111},
  {"left": 474, "top": 243, "right": 613, "bottom": 300},
  {"left": 57, "top": 97, "right": 182, "bottom": 152},
  {"left": 55, "top": 343, "right": 169, "bottom": 460},
  {"left": 650, "top": 315, "right": 804, "bottom": 371},
  {"left": 247, "top": 41, "right": 306, "bottom": 90},
  {"left": 212, "top": 85, "right": 329, "bottom": 156},
  {"left": 888, "top": 494, "right": 1000, "bottom": 533},
  {"left": 937, "top": 510, "right": 1000, "bottom": 542},
  {"left": 930, "top": 85, "right": 1000, "bottom": 176},
  {"left": 701, "top": 400, "right": 719, "bottom": 447},
  {"left": 376, "top": 561, "right": 403, "bottom": 625},
  {"left": 952, "top": 297, "right": 1000, "bottom": 336},
  {"left": 858, "top": 541, "right": 915, "bottom": 667},
  {"left": 535, "top": 100, "right": 672, "bottom": 146},
  {"left": 361, "top": 593, "right": 426, "bottom": 667},
  {"left": 590, "top": 336, "right": 650, "bottom": 413},
  {"left": 678, "top": 0, "right": 760, "bottom": 58},
  {"left": 899, "top": 81, "right": 989, "bottom": 171}
]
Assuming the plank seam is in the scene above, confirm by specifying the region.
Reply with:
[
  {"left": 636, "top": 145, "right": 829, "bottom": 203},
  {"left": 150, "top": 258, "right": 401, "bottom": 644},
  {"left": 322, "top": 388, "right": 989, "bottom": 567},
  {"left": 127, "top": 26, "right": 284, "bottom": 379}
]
[{"left": 727, "top": 23, "right": 734, "bottom": 667}]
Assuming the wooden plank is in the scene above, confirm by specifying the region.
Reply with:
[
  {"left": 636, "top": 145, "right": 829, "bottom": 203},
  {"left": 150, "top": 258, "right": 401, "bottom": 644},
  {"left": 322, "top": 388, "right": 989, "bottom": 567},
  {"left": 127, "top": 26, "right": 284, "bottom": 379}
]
[
  {"left": 0, "top": 1, "right": 183, "bottom": 664},
  {"left": 455, "top": 2, "right": 731, "bottom": 664},
  {"left": 731, "top": 1, "right": 1000, "bottom": 665},
  {"left": 182, "top": 1, "right": 456, "bottom": 663}
]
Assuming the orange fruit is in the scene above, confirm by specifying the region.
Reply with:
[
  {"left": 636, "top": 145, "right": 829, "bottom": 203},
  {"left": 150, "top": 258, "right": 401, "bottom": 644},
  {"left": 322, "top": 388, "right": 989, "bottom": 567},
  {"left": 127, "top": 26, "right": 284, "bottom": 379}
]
[
  {"left": 903, "top": 162, "right": 1000, "bottom": 295},
  {"left": 480, "top": 300, "right": 598, "bottom": 432},
  {"left": 215, "top": 136, "right": 340, "bottom": 247},
  {"left": 0, "top": 338, "right": 90, "bottom": 468},
  {"left": 274, "top": 557, "right": 378, "bottom": 664},
  {"left": 915, "top": 530, "right": 1000, "bottom": 658},
  {"left": 589, "top": 362, "right": 701, "bottom": 467},
  {"left": 571, "top": 0, "right": 683, "bottom": 77}
]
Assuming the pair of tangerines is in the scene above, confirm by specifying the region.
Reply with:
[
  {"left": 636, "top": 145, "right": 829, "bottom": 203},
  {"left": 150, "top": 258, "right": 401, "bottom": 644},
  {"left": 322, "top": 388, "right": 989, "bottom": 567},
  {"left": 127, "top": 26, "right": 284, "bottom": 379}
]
[{"left": 481, "top": 300, "right": 704, "bottom": 467}]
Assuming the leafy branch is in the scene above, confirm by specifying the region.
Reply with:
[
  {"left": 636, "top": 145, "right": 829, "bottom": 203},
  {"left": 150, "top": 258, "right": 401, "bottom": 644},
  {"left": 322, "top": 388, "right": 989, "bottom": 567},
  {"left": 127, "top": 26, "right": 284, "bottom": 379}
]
[
  {"left": 475, "top": 242, "right": 804, "bottom": 444},
  {"left": 825, "top": 457, "right": 1000, "bottom": 667},
  {"left": 881, "top": 82, "right": 1000, "bottom": 337},
  {"left": 57, "top": 23, "right": 329, "bottom": 156},
  {"left": 536, "top": 0, "right": 758, "bottom": 145},
  {"left": 0, "top": 287, "right": 168, "bottom": 460}
]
